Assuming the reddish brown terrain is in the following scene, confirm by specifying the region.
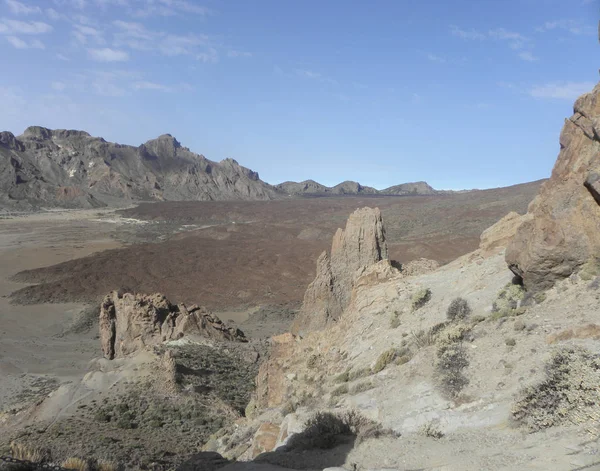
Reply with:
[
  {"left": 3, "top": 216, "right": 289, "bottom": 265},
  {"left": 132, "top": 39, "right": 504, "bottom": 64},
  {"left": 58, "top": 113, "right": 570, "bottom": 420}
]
[{"left": 10, "top": 180, "right": 543, "bottom": 311}]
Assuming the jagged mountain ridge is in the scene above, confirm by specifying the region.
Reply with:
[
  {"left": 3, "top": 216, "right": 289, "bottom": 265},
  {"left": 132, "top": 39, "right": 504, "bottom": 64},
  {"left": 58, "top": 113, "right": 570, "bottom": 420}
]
[
  {"left": 0, "top": 126, "right": 279, "bottom": 208},
  {"left": 276, "top": 179, "right": 440, "bottom": 196}
]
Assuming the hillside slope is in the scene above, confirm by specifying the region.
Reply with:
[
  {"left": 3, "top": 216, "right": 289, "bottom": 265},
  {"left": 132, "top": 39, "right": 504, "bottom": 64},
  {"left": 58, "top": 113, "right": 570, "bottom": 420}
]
[{"left": 0, "top": 127, "right": 278, "bottom": 209}]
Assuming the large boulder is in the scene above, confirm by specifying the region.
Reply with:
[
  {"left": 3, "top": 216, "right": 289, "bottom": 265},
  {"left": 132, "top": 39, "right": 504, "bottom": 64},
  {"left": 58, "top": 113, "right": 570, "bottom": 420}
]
[
  {"left": 291, "top": 207, "right": 389, "bottom": 335},
  {"left": 99, "top": 291, "right": 246, "bottom": 359},
  {"left": 506, "top": 82, "right": 600, "bottom": 291},
  {"left": 479, "top": 211, "right": 531, "bottom": 257}
]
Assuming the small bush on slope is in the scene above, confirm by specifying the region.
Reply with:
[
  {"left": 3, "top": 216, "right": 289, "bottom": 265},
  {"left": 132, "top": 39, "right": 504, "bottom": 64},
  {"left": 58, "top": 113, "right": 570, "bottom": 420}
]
[
  {"left": 411, "top": 287, "right": 432, "bottom": 311},
  {"left": 512, "top": 347, "right": 600, "bottom": 432},
  {"left": 447, "top": 298, "right": 471, "bottom": 322},
  {"left": 491, "top": 282, "right": 525, "bottom": 319},
  {"left": 285, "top": 411, "right": 395, "bottom": 450},
  {"left": 435, "top": 344, "right": 469, "bottom": 399}
]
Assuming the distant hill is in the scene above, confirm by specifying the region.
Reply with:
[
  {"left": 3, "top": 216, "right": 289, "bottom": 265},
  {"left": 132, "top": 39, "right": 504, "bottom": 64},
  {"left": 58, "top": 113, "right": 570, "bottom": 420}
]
[
  {"left": 0, "top": 127, "right": 279, "bottom": 209},
  {"left": 276, "top": 179, "right": 440, "bottom": 196}
]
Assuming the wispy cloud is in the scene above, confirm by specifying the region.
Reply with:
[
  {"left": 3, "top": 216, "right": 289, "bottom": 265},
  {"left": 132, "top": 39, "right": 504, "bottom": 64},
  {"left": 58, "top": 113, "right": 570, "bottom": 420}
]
[
  {"left": 227, "top": 50, "right": 252, "bottom": 58},
  {"left": 530, "top": 81, "right": 595, "bottom": 100},
  {"left": 134, "top": 0, "right": 209, "bottom": 17},
  {"left": 133, "top": 81, "right": 173, "bottom": 92},
  {"left": 6, "top": 35, "right": 45, "bottom": 49},
  {"left": 518, "top": 51, "right": 537, "bottom": 62},
  {"left": 427, "top": 53, "right": 447, "bottom": 63},
  {"left": 88, "top": 47, "right": 129, "bottom": 62},
  {"left": 450, "top": 25, "right": 485, "bottom": 40},
  {"left": 196, "top": 47, "right": 218, "bottom": 62},
  {"left": 72, "top": 23, "right": 105, "bottom": 45},
  {"left": 294, "top": 69, "right": 337, "bottom": 85},
  {"left": 536, "top": 19, "right": 595, "bottom": 36},
  {"left": 0, "top": 18, "right": 53, "bottom": 34},
  {"left": 450, "top": 24, "right": 536, "bottom": 61},
  {"left": 52, "top": 81, "right": 67, "bottom": 91},
  {"left": 5, "top": 0, "right": 42, "bottom": 15}
]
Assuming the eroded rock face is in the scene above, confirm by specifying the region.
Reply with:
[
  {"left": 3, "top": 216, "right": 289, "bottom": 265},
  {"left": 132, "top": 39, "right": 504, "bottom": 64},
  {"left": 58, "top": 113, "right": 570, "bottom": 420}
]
[
  {"left": 99, "top": 291, "right": 246, "bottom": 359},
  {"left": 291, "top": 207, "right": 389, "bottom": 335},
  {"left": 479, "top": 211, "right": 531, "bottom": 257},
  {"left": 506, "top": 82, "right": 600, "bottom": 291}
]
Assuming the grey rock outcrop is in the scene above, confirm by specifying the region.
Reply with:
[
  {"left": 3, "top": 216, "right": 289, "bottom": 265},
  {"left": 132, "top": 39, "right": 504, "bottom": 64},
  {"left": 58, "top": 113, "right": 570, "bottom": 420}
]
[
  {"left": 99, "top": 291, "right": 246, "bottom": 360},
  {"left": 0, "top": 127, "right": 278, "bottom": 209},
  {"left": 291, "top": 207, "right": 389, "bottom": 334},
  {"left": 380, "top": 181, "right": 437, "bottom": 195},
  {"left": 506, "top": 81, "right": 600, "bottom": 291},
  {"left": 276, "top": 179, "right": 439, "bottom": 196}
]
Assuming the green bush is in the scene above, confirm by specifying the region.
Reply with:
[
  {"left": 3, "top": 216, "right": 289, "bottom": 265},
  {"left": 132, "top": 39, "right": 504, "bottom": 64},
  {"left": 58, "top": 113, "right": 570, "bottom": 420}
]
[
  {"left": 435, "top": 344, "right": 469, "bottom": 399},
  {"left": 446, "top": 298, "right": 471, "bottom": 321},
  {"left": 412, "top": 288, "right": 432, "bottom": 311}
]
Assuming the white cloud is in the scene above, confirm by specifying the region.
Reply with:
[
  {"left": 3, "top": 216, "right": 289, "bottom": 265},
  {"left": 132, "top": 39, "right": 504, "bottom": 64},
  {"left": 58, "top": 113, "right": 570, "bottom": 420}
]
[
  {"left": 52, "top": 81, "right": 66, "bottom": 91},
  {"left": 450, "top": 25, "right": 485, "bottom": 40},
  {"left": 46, "top": 8, "right": 63, "bottom": 20},
  {"left": 72, "top": 23, "right": 104, "bottom": 45},
  {"left": 133, "top": 81, "right": 172, "bottom": 92},
  {"left": 488, "top": 27, "right": 529, "bottom": 50},
  {"left": 6, "top": 35, "right": 44, "bottom": 49},
  {"left": 227, "top": 50, "right": 252, "bottom": 58},
  {"left": 536, "top": 20, "right": 595, "bottom": 36},
  {"left": 518, "top": 51, "right": 537, "bottom": 62},
  {"left": 294, "top": 68, "right": 337, "bottom": 85},
  {"left": 196, "top": 47, "right": 218, "bottom": 63},
  {"left": 5, "top": 0, "right": 42, "bottom": 15},
  {"left": 0, "top": 19, "right": 53, "bottom": 34},
  {"left": 57, "top": 53, "right": 70, "bottom": 60},
  {"left": 427, "top": 53, "right": 446, "bottom": 63},
  {"left": 162, "top": 34, "right": 207, "bottom": 56},
  {"left": 134, "top": 0, "right": 209, "bottom": 17},
  {"left": 88, "top": 47, "right": 129, "bottom": 61},
  {"left": 530, "top": 81, "right": 595, "bottom": 100}
]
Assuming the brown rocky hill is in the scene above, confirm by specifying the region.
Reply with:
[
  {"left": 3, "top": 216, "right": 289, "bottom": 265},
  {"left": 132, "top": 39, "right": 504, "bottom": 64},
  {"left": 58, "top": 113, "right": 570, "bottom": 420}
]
[
  {"left": 0, "top": 127, "right": 278, "bottom": 209},
  {"left": 507, "top": 82, "right": 600, "bottom": 291},
  {"left": 275, "top": 179, "right": 438, "bottom": 196}
]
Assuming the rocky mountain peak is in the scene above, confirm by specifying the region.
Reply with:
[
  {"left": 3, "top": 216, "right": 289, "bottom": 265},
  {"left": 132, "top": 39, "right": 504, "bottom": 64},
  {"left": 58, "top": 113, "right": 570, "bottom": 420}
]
[
  {"left": 291, "top": 207, "right": 390, "bottom": 335},
  {"left": 506, "top": 81, "right": 600, "bottom": 291},
  {"left": 21, "top": 126, "right": 53, "bottom": 140}
]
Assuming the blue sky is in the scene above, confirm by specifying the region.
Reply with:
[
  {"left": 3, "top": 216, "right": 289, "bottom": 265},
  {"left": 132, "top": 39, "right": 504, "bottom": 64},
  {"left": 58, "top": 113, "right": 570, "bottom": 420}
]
[{"left": 0, "top": 0, "right": 597, "bottom": 189}]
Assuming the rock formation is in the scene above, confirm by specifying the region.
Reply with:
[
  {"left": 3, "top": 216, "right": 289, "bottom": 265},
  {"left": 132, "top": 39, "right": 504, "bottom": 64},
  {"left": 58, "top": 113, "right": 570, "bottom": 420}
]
[
  {"left": 291, "top": 207, "right": 390, "bottom": 335},
  {"left": 0, "top": 127, "right": 278, "bottom": 209},
  {"left": 479, "top": 211, "right": 531, "bottom": 257},
  {"left": 276, "top": 179, "right": 440, "bottom": 196},
  {"left": 99, "top": 291, "right": 246, "bottom": 360},
  {"left": 380, "top": 181, "right": 437, "bottom": 195},
  {"left": 506, "top": 82, "right": 600, "bottom": 291}
]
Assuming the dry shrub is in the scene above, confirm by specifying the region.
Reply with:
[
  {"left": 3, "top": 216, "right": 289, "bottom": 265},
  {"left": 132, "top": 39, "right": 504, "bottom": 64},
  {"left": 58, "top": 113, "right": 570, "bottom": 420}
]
[
  {"left": 10, "top": 442, "right": 48, "bottom": 464},
  {"left": 372, "top": 347, "right": 411, "bottom": 373},
  {"left": 512, "top": 347, "right": 600, "bottom": 432},
  {"left": 491, "top": 282, "right": 525, "bottom": 318},
  {"left": 96, "top": 460, "right": 117, "bottom": 471},
  {"left": 351, "top": 381, "right": 374, "bottom": 394},
  {"left": 286, "top": 410, "right": 395, "bottom": 450},
  {"left": 62, "top": 457, "right": 88, "bottom": 471},
  {"left": 420, "top": 421, "right": 444, "bottom": 439},
  {"left": 435, "top": 344, "right": 469, "bottom": 399},
  {"left": 446, "top": 298, "right": 471, "bottom": 321},
  {"left": 411, "top": 288, "right": 432, "bottom": 311}
]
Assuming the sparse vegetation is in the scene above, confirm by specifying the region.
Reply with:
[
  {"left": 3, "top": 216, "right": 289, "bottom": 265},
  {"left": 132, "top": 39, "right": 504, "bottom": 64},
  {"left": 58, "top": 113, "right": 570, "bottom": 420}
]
[
  {"left": 579, "top": 258, "right": 600, "bottom": 281},
  {"left": 351, "top": 381, "right": 375, "bottom": 394},
  {"left": 505, "top": 337, "right": 516, "bottom": 346},
  {"left": 491, "top": 282, "right": 526, "bottom": 319},
  {"left": 412, "top": 287, "right": 432, "bottom": 311},
  {"left": 446, "top": 297, "right": 471, "bottom": 321},
  {"left": 512, "top": 347, "right": 600, "bottom": 432},
  {"left": 307, "top": 354, "right": 320, "bottom": 369},
  {"left": 331, "top": 384, "right": 349, "bottom": 397},
  {"left": 420, "top": 422, "right": 444, "bottom": 439},
  {"left": 10, "top": 442, "right": 48, "bottom": 464},
  {"left": 284, "top": 410, "right": 396, "bottom": 451},
  {"left": 390, "top": 310, "right": 402, "bottom": 328},
  {"left": 62, "top": 457, "right": 89, "bottom": 471},
  {"left": 435, "top": 343, "right": 470, "bottom": 399},
  {"left": 348, "top": 367, "right": 371, "bottom": 381},
  {"left": 334, "top": 368, "right": 351, "bottom": 383}
]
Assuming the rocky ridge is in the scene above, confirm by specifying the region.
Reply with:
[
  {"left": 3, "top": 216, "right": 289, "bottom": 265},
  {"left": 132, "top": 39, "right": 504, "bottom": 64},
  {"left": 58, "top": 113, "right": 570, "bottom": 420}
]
[
  {"left": 291, "top": 207, "right": 392, "bottom": 335},
  {"left": 100, "top": 291, "right": 247, "bottom": 360},
  {"left": 276, "top": 179, "right": 438, "bottom": 196},
  {"left": 0, "top": 127, "right": 278, "bottom": 209},
  {"left": 506, "top": 82, "right": 600, "bottom": 291}
]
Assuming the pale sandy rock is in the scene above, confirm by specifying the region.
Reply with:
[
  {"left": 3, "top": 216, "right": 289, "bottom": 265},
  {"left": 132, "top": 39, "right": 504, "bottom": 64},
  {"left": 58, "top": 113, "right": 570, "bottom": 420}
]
[
  {"left": 479, "top": 211, "right": 530, "bottom": 257},
  {"left": 291, "top": 207, "right": 390, "bottom": 335},
  {"left": 400, "top": 258, "right": 440, "bottom": 276},
  {"left": 506, "top": 82, "right": 600, "bottom": 291},
  {"left": 249, "top": 422, "right": 281, "bottom": 458},
  {"left": 99, "top": 291, "right": 246, "bottom": 359}
]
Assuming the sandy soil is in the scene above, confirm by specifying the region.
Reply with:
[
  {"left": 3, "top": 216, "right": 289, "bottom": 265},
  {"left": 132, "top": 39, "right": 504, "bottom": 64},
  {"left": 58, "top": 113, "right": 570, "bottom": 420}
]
[{"left": 0, "top": 209, "right": 123, "bottom": 411}]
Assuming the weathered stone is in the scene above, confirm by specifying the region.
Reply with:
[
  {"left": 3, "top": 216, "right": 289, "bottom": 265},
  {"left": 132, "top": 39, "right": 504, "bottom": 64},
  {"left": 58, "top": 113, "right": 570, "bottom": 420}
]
[
  {"left": 99, "top": 291, "right": 247, "bottom": 359},
  {"left": 291, "top": 207, "right": 390, "bottom": 335},
  {"left": 249, "top": 423, "right": 281, "bottom": 458},
  {"left": 479, "top": 211, "right": 531, "bottom": 257},
  {"left": 506, "top": 82, "right": 600, "bottom": 291}
]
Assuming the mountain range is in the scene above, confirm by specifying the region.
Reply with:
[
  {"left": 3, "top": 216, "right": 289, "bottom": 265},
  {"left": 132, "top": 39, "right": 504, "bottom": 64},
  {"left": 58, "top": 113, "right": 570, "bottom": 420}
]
[{"left": 1, "top": 126, "right": 449, "bottom": 209}]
